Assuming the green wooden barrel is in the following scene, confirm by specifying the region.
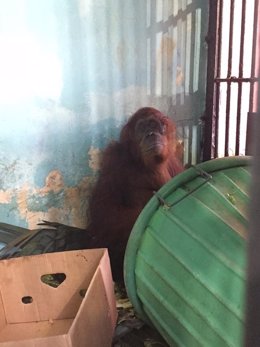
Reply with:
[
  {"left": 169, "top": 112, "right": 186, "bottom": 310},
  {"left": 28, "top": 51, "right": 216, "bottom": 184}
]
[{"left": 124, "top": 156, "right": 251, "bottom": 347}]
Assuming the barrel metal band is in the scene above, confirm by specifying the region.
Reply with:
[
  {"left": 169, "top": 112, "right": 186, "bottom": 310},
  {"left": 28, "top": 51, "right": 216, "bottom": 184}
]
[{"left": 154, "top": 166, "right": 213, "bottom": 209}]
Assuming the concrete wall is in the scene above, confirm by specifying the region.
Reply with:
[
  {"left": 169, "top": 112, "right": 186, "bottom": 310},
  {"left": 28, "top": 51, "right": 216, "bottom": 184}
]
[{"left": 0, "top": 0, "right": 208, "bottom": 229}]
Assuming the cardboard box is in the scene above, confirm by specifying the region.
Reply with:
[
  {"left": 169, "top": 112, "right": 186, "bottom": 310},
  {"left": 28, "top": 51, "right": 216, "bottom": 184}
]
[{"left": 0, "top": 249, "right": 117, "bottom": 346}]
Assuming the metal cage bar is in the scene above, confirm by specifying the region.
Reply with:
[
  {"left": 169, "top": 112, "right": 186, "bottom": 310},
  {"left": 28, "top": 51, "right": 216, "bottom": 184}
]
[
  {"left": 235, "top": 0, "right": 246, "bottom": 155},
  {"left": 249, "top": 0, "right": 259, "bottom": 113},
  {"left": 224, "top": 0, "right": 235, "bottom": 157},
  {"left": 204, "top": 0, "right": 260, "bottom": 160},
  {"left": 203, "top": 1, "right": 219, "bottom": 161}
]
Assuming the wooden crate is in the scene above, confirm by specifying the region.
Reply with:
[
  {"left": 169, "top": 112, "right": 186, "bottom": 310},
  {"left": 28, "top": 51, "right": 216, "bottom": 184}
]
[{"left": 0, "top": 249, "right": 117, "bottom": 346}]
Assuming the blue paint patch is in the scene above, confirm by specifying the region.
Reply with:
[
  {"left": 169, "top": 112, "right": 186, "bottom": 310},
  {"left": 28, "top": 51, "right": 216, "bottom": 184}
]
[
  {"left": 34, "top": 116, "right": 122, "bottom": 187},
  {"left": 0, "top": 196, "right": 27, "bottom": 228},
  {"left": 27, "top": 190, "right": 65, "bottom": 212}
]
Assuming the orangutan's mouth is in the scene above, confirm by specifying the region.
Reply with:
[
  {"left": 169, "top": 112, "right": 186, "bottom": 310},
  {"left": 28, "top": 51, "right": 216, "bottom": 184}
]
[{"left": 144, "top": 142, "right": 165, "bottom": 153}]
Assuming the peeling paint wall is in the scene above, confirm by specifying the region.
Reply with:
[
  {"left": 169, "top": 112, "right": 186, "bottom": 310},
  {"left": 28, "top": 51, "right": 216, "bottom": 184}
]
[{"left": 0, "top": 0, "right": 208, "bottom": 229}]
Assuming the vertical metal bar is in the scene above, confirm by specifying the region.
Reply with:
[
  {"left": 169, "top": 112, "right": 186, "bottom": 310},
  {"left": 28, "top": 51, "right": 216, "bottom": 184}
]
[
  {"left": 249, "top": 0, "right": 259, "bottom": 112},
  {"left": 246, "top": 0, "right": 259, "bottom": 154},
  {"left": 255, "top": 0, "right": 260, "bottom": 112},
  {"left": 203, "top": 0, "right": 218, "bottom": 161},
  {"left": 224, "top": 0, "right": 235, "bottom": 157},
  {"left": 188, "top": 123, "right": 192, "bottom": 167},
  {"left": 214, "top": 0, "right": 223, "bottom": 158},
  {"left": 246, "top": 112, "right": 258, "bottom": 155},
  {"left": 244, "top": 4, "right": 260, "bottom": 345},
  {"left": 149, "top": 2, "right": 156, "bottom": 96},
  {"left": 244, "top": 89, "right": 260, "bottom": 347},
  {"left": 235, "top": 0, "right": 246, "bottom": 155},
  {"left": 189, "top": 10, "right": 196, "bottom": 95}
]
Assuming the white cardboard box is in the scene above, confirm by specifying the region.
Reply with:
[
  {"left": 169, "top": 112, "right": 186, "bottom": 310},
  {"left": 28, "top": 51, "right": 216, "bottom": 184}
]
[{"left": 0, "top": 249, "right": 117, "bottom": 346}]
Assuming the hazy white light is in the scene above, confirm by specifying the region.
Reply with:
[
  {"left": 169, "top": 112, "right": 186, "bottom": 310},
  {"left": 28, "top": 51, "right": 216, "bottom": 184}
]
[{"left": 0, "top": 32, "right": 62, "bottom": 104}]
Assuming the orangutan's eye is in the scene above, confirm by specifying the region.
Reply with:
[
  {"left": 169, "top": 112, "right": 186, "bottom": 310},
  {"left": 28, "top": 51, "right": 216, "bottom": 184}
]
[{"left": 161, "top": 124, "right": 167, "bottom": 134}]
